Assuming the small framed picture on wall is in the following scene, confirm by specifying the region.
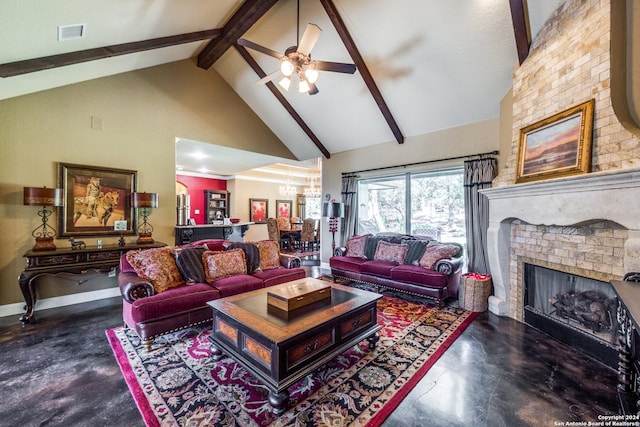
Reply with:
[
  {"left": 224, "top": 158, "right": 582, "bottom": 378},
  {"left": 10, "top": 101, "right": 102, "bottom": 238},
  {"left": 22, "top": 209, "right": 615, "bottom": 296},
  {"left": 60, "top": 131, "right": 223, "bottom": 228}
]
[{"left": 249, "top": 198, "right": 268, "bottom": 223}]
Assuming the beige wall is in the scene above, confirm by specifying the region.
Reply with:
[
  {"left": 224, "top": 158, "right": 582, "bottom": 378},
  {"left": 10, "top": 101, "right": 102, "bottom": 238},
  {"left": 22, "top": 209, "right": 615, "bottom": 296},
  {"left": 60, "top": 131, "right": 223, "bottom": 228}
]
[
  {"left": 0, "top": 59, "right": 293, "bottom": 308},
  {"left": 320, "top": 118, "right": 500, "bottom": 262}
]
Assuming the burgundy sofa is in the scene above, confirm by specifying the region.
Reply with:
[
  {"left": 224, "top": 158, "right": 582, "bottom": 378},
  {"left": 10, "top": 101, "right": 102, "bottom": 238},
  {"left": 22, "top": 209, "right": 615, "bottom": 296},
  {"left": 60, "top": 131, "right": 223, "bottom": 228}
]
[
  {"left": 118, "top": 239, "right": 305, "bottom": 350},
  {"left": 330, "top": 233, "right": 464, "bottom": 307}
]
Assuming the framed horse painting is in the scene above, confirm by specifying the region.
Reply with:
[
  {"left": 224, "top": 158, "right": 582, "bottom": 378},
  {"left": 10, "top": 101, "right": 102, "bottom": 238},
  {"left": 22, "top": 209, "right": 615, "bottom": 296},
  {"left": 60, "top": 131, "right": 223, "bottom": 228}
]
[{"left": 57, "top": 163, "right": 137, "bottom": 237}]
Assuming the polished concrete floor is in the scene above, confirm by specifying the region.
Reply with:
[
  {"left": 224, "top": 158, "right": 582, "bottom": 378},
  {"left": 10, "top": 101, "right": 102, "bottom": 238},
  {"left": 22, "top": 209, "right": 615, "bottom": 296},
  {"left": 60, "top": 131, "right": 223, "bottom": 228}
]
[{"left": 0, "top": 266, "right": 620, "bottom": 426}]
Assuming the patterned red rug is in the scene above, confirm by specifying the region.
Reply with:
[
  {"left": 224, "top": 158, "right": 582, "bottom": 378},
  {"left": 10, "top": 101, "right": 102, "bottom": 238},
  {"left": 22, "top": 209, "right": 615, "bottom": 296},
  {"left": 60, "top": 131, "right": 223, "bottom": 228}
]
[{"left": 106, "top": 295, "right": 476, "bottom": 426}]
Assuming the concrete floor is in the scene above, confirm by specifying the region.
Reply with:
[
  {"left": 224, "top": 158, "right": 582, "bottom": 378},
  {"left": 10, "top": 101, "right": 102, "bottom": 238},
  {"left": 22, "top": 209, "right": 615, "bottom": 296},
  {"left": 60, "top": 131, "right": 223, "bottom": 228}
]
[{"left": 0, "top": 267, "right": 620, "bottom": 426}]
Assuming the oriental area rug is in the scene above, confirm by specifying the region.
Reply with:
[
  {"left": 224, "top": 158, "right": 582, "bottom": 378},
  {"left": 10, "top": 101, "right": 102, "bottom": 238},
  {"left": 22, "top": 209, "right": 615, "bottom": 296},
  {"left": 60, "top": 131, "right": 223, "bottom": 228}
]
[{"left": 106, "top": 292, "right": 477, "bottom": 427}]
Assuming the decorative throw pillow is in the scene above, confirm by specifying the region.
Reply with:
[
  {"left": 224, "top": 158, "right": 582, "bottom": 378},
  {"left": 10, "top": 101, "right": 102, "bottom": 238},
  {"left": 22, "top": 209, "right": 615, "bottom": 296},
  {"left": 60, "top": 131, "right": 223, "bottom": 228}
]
[
  {"left": 418, "top": 244, "right": 461, "bottom": 270},
  {"left": 374, "top": 241, "right": 409, "bottom": 264},
  {"left": 364, "top": 236, "right": 391, "bottom": 259},
  {"left": 402, "top": 239, "right": 429, "bottom": 265},
  {"left": 226, "top": 242, "right": 261, "bottom": 274},
  {"left": 173, "top": 246, "right": 208, "bottom": 284},
  {"left": 345, "top": 234, "right": 368, "bottom": 258},
  {"left": 256, "top": 240, "right": 281, "bottom": 270},
  {"left": 126, "top": 247, "right": 184, "bottom": 293},
  {"left": 202, "top": 248, "right": 247, "bottom": 283}
]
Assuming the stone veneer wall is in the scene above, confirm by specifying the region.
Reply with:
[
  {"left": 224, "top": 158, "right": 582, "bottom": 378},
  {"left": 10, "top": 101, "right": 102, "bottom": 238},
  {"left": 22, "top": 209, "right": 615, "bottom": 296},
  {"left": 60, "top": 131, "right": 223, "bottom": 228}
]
[{"left": 490, "top": 0, "right": 640, "bottom": 320}]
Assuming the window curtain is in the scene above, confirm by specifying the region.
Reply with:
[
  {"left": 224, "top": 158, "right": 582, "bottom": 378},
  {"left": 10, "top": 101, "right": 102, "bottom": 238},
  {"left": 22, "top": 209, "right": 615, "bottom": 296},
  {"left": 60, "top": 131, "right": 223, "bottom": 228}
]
[
  {"left": 340, "top": 174, "right": 357, "bottom": 246},
  {"left": 463, "top": 157, "right": 497, "bottom": 274}
]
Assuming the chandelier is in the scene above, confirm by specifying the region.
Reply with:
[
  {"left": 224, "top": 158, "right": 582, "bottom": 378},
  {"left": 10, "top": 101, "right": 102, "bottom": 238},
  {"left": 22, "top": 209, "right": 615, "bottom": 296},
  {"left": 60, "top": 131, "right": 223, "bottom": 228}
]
[
  {"left": 303, "top": 177, "right": 321, "bottom": 198},
  {"left": 279, "top": 174, "right": 297, "bottom": 198}
]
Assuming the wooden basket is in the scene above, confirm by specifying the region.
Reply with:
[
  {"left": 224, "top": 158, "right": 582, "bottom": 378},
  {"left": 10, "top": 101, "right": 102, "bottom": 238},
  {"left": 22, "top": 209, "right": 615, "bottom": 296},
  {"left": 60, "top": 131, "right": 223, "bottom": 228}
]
[{"left": 458, "top": 273, "right": 492, "bottom": 312}]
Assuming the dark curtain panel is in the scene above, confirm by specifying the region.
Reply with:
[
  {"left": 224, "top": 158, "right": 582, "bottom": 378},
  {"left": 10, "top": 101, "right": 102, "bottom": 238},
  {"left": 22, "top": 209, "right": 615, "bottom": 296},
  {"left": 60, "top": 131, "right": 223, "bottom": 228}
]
[
  {"left": 340, "top": 174, "right": 357, "bottom": 247},
  {"left": 464, "top": 157, "right": 497, "bottom": 274}
]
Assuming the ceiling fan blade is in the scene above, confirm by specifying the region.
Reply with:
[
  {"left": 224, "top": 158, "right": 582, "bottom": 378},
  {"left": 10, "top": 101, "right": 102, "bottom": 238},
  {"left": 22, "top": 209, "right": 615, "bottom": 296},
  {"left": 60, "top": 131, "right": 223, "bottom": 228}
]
[
  {"left": 297, "top": 24, "right": 322, "bottom": 56},
  {"left": 237, "top": 38, "right": 283, "bottom": 60},
  {"left": 256, "top": 69, "right": 281, "bottom": 85},
  {"left": 315, "top": 60, "right": 357, "bottom": 74},
  {"left": 309, "top": 82, "right": 319, "bottom": 95}
]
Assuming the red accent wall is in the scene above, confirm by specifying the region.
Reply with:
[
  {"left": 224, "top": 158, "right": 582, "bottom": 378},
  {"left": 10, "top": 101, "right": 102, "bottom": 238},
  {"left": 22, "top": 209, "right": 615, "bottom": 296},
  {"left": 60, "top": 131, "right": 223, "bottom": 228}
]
[{"left": 176, "top": 174, "right": 227, "bottom": 225}]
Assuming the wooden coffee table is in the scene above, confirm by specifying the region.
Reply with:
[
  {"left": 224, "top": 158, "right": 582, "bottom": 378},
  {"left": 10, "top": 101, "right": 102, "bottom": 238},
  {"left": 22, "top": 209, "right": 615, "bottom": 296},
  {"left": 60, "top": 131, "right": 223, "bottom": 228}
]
[{"left": 207, "top": 278, "right": 382, "bottom": 415}]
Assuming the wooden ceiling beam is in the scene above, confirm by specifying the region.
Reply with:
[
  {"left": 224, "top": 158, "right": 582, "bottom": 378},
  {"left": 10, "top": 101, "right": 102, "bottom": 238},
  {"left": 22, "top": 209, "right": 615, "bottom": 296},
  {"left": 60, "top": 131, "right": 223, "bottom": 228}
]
[
  {"left": 0, "top": 29, "right": 221, "bottom": 78},
  {"left": 197, "top": 0, "right": 279, "bottom": 69},
  {"left": 319, "top": 0, "right": 404, "bottom": 144},
  {"left": 235, "top": 44, "right": 331, "bottom": 159},
  {"left": 509, "top": 0, "right": 531, "bottom": 65}
]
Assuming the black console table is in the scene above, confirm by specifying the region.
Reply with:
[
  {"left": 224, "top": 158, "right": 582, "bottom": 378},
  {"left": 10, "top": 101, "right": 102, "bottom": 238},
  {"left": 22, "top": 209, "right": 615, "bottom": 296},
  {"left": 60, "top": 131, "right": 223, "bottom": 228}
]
[
  {"left": 18, "top": 241, "right": 166, "bottom": 324},
  {"left": 611, "top": 278, "right": 640, "bottom": 415}
]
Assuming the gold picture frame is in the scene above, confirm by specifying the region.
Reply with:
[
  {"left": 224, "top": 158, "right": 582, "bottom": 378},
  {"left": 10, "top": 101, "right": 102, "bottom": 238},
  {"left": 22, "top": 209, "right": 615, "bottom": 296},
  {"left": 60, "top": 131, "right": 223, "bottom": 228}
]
[{"left": 515, "top": 99, "right": 595, "bottom": 184}]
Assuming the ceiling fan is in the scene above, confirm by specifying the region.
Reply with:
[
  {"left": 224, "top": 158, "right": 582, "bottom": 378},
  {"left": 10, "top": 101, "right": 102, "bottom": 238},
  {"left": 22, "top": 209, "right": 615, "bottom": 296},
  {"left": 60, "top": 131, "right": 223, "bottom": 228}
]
[{"left": 237, "top": 1, "right": 356, "bottom": 95}]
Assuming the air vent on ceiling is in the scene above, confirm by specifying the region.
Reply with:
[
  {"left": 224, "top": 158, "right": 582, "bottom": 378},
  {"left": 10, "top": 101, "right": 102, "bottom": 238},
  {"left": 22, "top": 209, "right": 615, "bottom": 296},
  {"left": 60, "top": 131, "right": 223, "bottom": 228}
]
[{"left": 58, "top": 24, "right": 86, "bottom": 41}]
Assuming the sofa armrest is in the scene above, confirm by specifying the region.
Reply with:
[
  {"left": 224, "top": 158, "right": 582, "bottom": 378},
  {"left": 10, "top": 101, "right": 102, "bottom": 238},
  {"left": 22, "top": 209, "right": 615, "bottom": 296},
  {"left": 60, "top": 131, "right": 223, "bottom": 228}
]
[
  {"left": 118, "top": 272, "right": 155, "bottom": 304},
  {"left": 434, "top": 255, "right": 464, "bottom": 276},
  {"left": 334, "top": 247, "right": 347, "bottom": 256},
  {"left": 279, "top": 253, "right": 301, "bottom": 269}
]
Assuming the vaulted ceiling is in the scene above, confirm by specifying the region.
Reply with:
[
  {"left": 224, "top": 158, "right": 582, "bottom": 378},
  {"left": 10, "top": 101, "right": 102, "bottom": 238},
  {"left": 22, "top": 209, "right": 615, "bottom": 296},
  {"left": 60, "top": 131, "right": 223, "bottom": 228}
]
[{"left": 0, "top": 0, "right": 561, "bottom": 175}]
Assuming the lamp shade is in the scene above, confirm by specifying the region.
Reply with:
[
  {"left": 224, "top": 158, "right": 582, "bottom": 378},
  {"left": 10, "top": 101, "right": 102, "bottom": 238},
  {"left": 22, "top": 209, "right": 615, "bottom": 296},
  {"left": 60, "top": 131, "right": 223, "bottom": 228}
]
[
  {"left": 131, "top": 192, "right": 158, "bottom": 209},
  {"left": 323, "top": 202, "right": 344, "bottom": 218},
  {"left": 23, "top": 187, "right": 63, "bottom": 207}
]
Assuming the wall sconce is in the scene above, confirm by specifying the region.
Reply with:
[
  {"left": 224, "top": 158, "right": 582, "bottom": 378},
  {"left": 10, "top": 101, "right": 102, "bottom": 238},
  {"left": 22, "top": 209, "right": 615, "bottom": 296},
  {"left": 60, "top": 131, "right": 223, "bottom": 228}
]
[
  {"left": 322, "top": 201, "right": 345, "bottom": 251},
  {"left": 23, "top": 186, "right": 64, "bottom": 251},
  {"left": 131, "top": 192, "right": 158, "bottom": 244}
]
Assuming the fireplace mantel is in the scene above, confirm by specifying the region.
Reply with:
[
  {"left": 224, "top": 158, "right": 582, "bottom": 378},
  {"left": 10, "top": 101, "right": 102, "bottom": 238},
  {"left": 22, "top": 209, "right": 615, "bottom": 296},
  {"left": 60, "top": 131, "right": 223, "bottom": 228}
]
[{"left": 480, "top": 168, "right": 640, "bottom": 317}]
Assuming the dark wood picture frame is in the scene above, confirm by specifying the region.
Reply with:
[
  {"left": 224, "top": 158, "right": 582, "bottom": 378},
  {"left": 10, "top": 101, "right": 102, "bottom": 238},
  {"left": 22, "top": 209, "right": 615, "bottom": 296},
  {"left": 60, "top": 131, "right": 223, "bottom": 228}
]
[
  {"left": 276, "top": 199, "right": 292, "bottom": 218},
  {"left": 515, "top": 99, "right": 595, "bottom": 183},
  {"left": 57, "top": 163, "right": 137, "bottom": 237},
  {"left": 249, "top": 198, "right": 268, "bottom": 224}
]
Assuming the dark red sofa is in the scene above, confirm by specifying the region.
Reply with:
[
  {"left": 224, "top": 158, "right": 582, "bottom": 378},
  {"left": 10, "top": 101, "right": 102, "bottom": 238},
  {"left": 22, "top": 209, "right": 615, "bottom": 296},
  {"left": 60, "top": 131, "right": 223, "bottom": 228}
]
[
  {"left": 118, "top": 239, "right": 305, "bottom": 350},
  {"left": 330, "top": 233, "right": 464, "bottom": 307}
]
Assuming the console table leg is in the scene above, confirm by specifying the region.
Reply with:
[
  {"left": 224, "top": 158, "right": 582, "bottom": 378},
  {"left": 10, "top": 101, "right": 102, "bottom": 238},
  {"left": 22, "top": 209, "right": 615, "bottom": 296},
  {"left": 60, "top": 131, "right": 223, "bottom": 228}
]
[
  {"left": 367, "top": 332, "right": 380, "bottom": 350},
  {"left": 18, "top": 272, "right": 36, "bottom": 324},
  {"left": 268, "top": 389, "right": 289, "bottom": 415}
]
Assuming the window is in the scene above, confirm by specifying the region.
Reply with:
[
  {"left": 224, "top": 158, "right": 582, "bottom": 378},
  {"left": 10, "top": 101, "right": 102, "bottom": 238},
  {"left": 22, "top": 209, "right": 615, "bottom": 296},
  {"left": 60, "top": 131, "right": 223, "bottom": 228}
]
[{"left": 357, "top": 168, "right": 465, "bottom": 245}]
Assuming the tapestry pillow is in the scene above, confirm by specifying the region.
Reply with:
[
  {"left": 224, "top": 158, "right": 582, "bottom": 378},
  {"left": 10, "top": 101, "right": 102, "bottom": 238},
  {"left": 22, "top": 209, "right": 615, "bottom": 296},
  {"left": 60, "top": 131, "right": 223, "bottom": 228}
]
[
  {"left": 418, "top": 244, "right": 461, "bottom": 270},
  {"left": 202, "top": 248, "right": 247, "bottom": 283},
  {"left": 172, "top": 246, "right": 208, "bottom": 284},
  {"left": 126, "top": 247, "right": 185, "bottom": 293},
  {"left": 364, "top": 236, "right": 392, "bottom": 259},
  {"left": 225, "top": 242, "right": 261, "bottom": 274},
  {"left": 374, "top": 241, "right": 409, "bottom": 264},
  {"left": 256, "top": 240, "right": 281, "bottom": 270},
  {"left": 345, "top": 234, "right": 368, "bottom": 258}
]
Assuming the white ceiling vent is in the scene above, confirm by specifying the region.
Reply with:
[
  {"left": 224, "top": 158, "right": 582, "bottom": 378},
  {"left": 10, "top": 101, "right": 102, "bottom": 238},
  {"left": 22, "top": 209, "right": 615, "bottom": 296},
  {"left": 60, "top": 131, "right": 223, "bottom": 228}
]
[{"left": 58, "top": 24, "right": 86, "bottom": 41}]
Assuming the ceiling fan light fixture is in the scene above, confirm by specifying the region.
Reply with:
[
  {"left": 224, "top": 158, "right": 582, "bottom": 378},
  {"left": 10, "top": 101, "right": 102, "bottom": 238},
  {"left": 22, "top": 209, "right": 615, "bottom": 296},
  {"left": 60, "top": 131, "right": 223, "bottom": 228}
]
[
  {"left": 280, "top": 60, "right": 294, "bottom": 77},
  {"left": 278, "top": 76, "right": 291, "bottom": 91},
  {"left": 304, "top": 67, "right": 319, "bottom": 84},
  {"left": 298, "top": 79, "right": 310, "bottom": 93}
]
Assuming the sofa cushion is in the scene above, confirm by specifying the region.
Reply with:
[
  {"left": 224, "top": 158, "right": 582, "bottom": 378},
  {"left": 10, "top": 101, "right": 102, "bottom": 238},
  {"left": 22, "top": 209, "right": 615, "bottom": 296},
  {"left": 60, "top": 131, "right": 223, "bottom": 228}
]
[
  {"left": 173, "top": 246, "right": 207, "bottom": 284},
  {"left": 253, "top": 267, "right": 306, "bottom": 288},
  {"left": 202, "top": 248, "right": 247, "bottom": 283},
  {"left": 345, "top": 234, "right": 368, "bottom": 258},
  {"left": 210, "top": 274, "right": 264, "bottom": 297},
  {"left": 256, "top": 240, "right": 281, "bottom": 270},
  {"left": 329, "top": 256, "right": 370, "bottom": 273},
  {"left": 126, "top": 247, "right": 185, "bottom": 293},
  {"left": 374, "top": 241, "right": 408, "bottom": 264},
  {"left": 418, "top": 244, "right": 461, "bottom": 269},
  {"left": 226, "top": 242, "right": 261, "bottom": 274},
  {"left": 390, "top": 265, "right": 448, "bottom": 288},
  {"left": 364, "top": 235, "right": 392, "bottom": 259},
  {"left": 128, "top": 283, "right": 220, "bottom": 323},
  {"left": 360, "top": 260, "right": 395, "bottom": 278}
]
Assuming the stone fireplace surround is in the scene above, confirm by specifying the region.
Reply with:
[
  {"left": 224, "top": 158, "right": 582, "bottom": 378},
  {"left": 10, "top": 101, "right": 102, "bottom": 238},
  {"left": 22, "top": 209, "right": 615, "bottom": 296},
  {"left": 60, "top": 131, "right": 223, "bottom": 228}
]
[{"left": 481, "top": 168, "right": 640, "bottom": 320}]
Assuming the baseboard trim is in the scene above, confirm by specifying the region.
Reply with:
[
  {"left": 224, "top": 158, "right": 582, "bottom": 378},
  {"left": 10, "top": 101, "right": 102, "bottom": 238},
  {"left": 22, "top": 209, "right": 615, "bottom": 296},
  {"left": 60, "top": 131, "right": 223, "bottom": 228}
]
[{"left": 0, "top": 288, "right": 121, "bottom": 319}]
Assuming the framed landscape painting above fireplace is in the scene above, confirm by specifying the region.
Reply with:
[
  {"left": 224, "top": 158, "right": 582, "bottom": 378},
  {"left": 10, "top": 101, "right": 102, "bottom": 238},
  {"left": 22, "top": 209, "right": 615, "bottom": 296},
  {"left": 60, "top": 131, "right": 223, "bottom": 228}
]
[{"left": 515, "top": 99, "right": 595, "bottom": 184}]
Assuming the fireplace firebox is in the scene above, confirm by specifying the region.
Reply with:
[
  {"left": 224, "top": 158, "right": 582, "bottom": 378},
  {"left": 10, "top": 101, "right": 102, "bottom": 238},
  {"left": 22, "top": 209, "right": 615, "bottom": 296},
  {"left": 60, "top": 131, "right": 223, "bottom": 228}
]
[{"left": 523, "top": 263, "right": 618, "bottom": 368}]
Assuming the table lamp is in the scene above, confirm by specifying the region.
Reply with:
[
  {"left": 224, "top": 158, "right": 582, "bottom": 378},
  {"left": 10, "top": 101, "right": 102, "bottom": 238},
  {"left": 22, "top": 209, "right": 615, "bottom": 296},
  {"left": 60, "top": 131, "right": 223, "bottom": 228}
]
[
  {"left": 322, "top": 201, "right": 345, "bottom": 251},
  {"left": 132, "top": 192, "right": 158, "bottom": 244},
  {"left": 23, "top": 186, "right": 64, "bottom": 251}
]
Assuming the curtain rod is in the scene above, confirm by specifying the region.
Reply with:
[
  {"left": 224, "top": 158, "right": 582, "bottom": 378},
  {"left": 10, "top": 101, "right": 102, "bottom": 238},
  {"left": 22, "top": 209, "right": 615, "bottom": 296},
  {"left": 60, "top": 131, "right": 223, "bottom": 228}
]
[{"left": 341, "top": 150, "right": 499, "bottom": 176}]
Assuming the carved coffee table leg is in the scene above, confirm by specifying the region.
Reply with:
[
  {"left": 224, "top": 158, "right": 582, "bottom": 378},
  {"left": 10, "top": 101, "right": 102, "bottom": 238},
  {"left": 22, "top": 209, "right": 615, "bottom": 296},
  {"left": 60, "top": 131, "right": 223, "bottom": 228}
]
[
  {"left": 367, "top": 332, "right": 380, "bottom": 350},
  {"left": 269, "top": 389, "right": 289, "bottom": 415},
  {"left": 210, "top": 342, "right": 225, "bottom": 361}
]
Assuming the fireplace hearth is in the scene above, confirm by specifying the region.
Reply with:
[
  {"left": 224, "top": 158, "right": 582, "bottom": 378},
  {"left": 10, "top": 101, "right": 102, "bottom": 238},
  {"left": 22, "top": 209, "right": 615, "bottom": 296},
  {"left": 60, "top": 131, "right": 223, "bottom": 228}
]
[{"left": 523, "top": 263, "right": 618, "bottom": 368}]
